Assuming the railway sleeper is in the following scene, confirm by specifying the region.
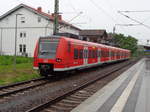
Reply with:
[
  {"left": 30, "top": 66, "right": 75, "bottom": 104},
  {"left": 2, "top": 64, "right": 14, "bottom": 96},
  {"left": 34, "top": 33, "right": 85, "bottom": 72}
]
[
  {"left": 61, "top": 99, "right": 81, "bottom": 104},
  {"left": 50, "top": 105, "right": 73, "bottom": 111},
  {"left": 66, "top": 96, "right": 85, "bottom": 102},
  {"left": 53, "top": 102, "right": 77, "bottom": 108}
]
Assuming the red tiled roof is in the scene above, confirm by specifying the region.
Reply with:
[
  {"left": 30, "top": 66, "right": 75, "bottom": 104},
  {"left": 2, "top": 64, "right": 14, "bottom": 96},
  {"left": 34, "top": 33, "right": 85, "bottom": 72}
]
[
  {"left": 22, "top": 4, "right": 80, "bottom": 30},
  {"left": 0, "top": 4, "right": 81, "bottom": 31},
  {"left": 79, "top": 29, "right": 107, "bottom": 36}
]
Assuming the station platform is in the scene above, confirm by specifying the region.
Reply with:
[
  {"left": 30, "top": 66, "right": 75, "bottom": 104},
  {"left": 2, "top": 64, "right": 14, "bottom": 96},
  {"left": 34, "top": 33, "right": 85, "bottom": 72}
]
[{"left": 71, "top": 58, "right": 150, "bottom": 112}]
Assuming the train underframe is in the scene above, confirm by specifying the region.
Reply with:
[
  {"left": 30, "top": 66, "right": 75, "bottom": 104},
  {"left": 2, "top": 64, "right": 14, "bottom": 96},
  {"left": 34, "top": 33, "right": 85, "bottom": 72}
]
[{"left": 39, "top": 63, "right": 54, "bottom": 76}]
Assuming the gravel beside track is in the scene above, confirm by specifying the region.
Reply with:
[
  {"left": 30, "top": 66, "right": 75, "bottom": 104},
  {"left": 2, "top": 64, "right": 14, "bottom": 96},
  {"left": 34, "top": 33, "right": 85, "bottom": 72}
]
[
  {"left": 0, "top": 77, "right": 49, "bottom": 102},
  {"left": 0, "top": 58, "right": 140, "bottom": 112}
]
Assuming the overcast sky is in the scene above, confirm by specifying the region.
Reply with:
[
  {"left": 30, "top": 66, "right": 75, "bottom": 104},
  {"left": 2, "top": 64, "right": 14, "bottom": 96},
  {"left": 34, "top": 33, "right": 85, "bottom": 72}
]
[{"left": 0, "top": 0, "right": 150, "bottom": 45}]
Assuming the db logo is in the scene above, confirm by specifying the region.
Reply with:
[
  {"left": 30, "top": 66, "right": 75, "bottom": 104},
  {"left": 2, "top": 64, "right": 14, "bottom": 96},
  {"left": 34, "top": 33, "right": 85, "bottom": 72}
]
[{"left": 44, "top": 59, "right": 48, "bottom": 63}]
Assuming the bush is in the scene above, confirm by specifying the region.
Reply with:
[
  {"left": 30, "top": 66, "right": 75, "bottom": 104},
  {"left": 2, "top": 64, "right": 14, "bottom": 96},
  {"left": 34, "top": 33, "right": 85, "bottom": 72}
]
[{"left": 0, "top": 56, "right": 33, "bottom": 65}]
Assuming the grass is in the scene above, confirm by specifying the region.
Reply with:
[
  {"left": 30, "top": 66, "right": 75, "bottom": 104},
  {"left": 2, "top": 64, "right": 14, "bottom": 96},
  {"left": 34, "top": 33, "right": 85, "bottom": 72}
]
[{"left": 0, "top": 56, "right": 40, "bottom": 86}]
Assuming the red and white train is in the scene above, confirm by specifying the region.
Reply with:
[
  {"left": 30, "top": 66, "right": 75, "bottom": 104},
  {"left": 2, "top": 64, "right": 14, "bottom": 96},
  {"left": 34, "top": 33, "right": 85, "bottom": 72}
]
[{"left": 33, "top": 36, "right": 130, "bottom": 76}]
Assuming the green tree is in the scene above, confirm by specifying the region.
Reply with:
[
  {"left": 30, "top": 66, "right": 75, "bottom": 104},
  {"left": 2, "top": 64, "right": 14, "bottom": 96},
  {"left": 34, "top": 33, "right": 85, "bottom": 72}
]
[{"left": 114, "top": 33, "right": 138, "bottom": 56}]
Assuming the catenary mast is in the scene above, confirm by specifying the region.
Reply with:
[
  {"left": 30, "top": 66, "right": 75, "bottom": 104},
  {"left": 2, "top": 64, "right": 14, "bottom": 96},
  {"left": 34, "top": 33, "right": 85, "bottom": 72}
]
[{"left": 53, "top": 0, "right": 59, "bottom": 35}]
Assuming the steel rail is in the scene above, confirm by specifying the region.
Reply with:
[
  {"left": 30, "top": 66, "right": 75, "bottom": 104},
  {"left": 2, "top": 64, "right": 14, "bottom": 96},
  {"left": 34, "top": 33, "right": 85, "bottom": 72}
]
[
  {"left": 27, "top": 60, "right": 134, "bottom": 112},
  {"left": 0, "top": 77, "right": 48, "bottom": 98}
]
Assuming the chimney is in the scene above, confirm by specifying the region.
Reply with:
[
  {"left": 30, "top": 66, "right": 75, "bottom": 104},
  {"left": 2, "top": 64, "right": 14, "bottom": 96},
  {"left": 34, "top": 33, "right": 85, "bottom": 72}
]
[{"left": 37, "top": 7, "right": 42, "bottom": 12}]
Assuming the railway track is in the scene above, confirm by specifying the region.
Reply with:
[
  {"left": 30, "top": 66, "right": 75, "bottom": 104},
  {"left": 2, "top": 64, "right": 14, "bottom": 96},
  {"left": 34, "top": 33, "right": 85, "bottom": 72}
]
[
  {"left": 27, "top": 59, "right": 138, "bottom": 112},
  {"left": 0, "top": 77, "right": 48, "bottom": 99}
]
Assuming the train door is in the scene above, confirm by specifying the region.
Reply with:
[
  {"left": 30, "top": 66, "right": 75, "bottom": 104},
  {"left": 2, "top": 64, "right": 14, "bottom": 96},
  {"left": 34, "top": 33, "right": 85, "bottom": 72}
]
[
  {"left": 83, "top": 47, "right": 88, "bottom": 65},
  {"left": 98, "top": 49, "right": 101, "bottom": 63},
  {"left": 109, "top": 49, "right": 111, "bottom": 61}
]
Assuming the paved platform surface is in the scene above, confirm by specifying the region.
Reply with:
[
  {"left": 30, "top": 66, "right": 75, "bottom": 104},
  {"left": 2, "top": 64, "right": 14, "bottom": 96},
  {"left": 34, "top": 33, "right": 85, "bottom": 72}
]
[{"left": 71, "top": 58, "right": 150, "bottom": 112}]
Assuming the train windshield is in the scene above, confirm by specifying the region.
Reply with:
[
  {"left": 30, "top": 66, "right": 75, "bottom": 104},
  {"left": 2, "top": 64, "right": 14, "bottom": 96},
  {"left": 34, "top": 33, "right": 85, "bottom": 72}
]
[{"left": 38, "top": 38, "right": 59, "bottom": 59}]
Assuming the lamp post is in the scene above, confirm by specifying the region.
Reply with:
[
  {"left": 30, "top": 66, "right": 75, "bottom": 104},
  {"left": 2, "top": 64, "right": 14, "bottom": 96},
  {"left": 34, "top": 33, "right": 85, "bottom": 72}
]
[{"left": 14, "top": 14, "right": 23, "bottom": 70}]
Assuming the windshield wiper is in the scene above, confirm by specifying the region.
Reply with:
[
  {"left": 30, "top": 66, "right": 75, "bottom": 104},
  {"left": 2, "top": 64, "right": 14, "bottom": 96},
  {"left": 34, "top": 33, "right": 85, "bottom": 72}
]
[{"left": 40, "top": 50, "right": 50, "bottom": 55}]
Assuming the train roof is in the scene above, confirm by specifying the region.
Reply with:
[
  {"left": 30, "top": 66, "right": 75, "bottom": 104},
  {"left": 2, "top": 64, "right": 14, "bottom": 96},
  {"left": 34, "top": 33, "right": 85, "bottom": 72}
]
[
  {"left": 62, "top": 36, "right": 130, "bottom": 52},
  {"left": 40, "top": 36, "right": 130, "bottom": 52}
]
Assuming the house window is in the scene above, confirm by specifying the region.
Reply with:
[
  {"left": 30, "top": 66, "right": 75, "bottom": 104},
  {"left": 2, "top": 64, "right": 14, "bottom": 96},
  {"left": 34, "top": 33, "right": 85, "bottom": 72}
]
[
  {"left": 21, "top": 17, "right": 25, "bottom": 23},
  {"left": 19, "top": 44, "right": 26, "bottom": 53},
  {"left": 20, "top": 32, "right": 22, "bottom": 38},
  {"left": 23, "top": 44, "right": 26, "bottom": 53},
  {"left": 24, "top": 33, "right": 26, "bottom": 37},
  {"left": 19, "top": 44, "right": 23, "bottom": 53},
  {"left": 20, "top": 32, "right": 26, "bottom": 38},
  {"left": 38, "top": 16, "right": 41, "bottom": 23}
]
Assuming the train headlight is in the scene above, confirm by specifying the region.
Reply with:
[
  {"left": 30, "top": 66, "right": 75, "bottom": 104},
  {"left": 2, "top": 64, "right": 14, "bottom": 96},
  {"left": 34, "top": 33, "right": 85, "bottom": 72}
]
[{"left": 56, "top": 58, "right": 62, "bottom": 62}]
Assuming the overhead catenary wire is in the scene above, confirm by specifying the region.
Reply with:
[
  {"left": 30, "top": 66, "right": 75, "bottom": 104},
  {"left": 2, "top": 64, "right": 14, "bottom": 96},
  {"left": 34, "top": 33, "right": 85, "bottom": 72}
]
[
  {"left": 67, "top": 0, "right": 77, "bottom": 13},
  {"left": 119, "top": 10, "right": 150, "bottom": 24},
  {"left": 118, "top": 11, "right": 150, "bottom": 30},
  {"left": 89, "top": 0, "right": 130, "bottom": 35},
  {"left": 89, "top": 0, "right": 117, "bottom": 23},
  {"left": 119, "top": 10, "right": 150, "bottom": 13},
  {"left": 59, "top": 11, "right": 83, "bottom": 29},
  {"left": 63, "top": 0, "right": 93, "bottom": 28}
]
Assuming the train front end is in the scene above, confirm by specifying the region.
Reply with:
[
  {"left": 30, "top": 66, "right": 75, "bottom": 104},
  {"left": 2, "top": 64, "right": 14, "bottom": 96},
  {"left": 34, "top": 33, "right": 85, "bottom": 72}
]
[{"left": 33, "top": 36, "right": 61, "bottom": 76}]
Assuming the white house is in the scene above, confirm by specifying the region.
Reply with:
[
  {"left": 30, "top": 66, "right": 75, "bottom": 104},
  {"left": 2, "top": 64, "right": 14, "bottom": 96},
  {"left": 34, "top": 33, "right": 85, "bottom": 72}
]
[{"left": 0, "top": 4, "right": 81, "bottom": 57}]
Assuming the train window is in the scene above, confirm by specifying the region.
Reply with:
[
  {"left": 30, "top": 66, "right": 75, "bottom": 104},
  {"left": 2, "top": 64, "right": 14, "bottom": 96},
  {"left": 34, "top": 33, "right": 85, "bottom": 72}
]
[
  {"left": 38, "top": 39, "right": 59, "bottom": 59},
  {"left": 99, "top": 51, "right": 101, "bottom": 57},
  {"left": 93, "top": 51, "right": 95, "bottom": 58},
  {"left": 95, "top": 50, "right": 98, "bottom": 58},
  {"left": 68, "top": 42, "right": 71, "bottom": 52},
  {"left": 97, "top": 51, "right": 99, "bottom": 57},
  {"left": 112, "top": 52, "right": 114, "bottom": 57},
  {"left": 105, "top": 51, "right": 107, "bottom": 57},
  {"left": 79, "top": 49, "right": 83, "bottom": 59},
  {"left": 107, "top": 51, "right": 109, "bottom": 57},
  {"left": 88, "top": 50, "right": 90, "bottom": 58},
  {"left": 101, "top": 50, "right": 104, "bottom": 57},
  {"left": 117, "top": 52, "right": 118, "bottom": 57},
  {"left": 88, "top": 50, "right": 91, "bottom": 58},
  {"left": 90, "top": 50, "right": 92, "bottom": 58},
  {"left": 106, "top": 51, "right": 108, "bottom": 57},
  {"left": 91, "top": 50, "right": 93, "bottom": 58},
  {"left": 118, "top": 52, "right": 120, "bottom": 56},
  {"left": 74, "top": 49, "right": 78, "bottom": 59},
  {"left": 97, "top": 50, "right": 99, "bottom": 57},
  {"left": 94, "top": 50, "right": 97, "bottom": 58},
  {"left": 106, "top": 51, "right": 109, "bottom": 57},
  {"left": 86, "top": 50, "right": 88, "bottom": 58},
  {"left": 83, "top": 50, "right": 85, "bottom": 59},
  {"left": 92, "top": 50, "right": 95, "bottom": 58},
  {"left": 112, "top": 51, "right": 114, "bottom": 57},
  {"left": 102, "top": 51, "right": 105, "bottom": 57}
]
